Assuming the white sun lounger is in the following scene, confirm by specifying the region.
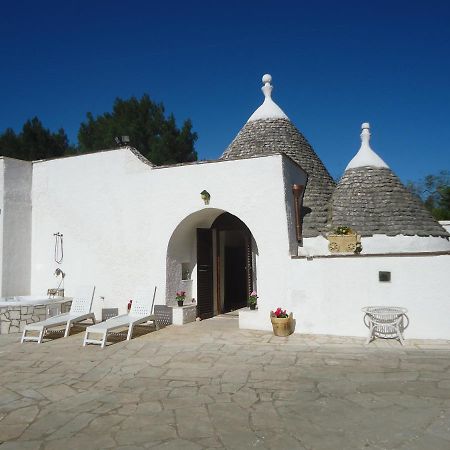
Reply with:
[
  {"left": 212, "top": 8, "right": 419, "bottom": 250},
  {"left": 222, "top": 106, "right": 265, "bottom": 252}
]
[
  {"left": 83, "top": 287, "right": 158, "bottom": 348},
  {"left": 21, "top": 286, "right": 96, "bottom": 344}
]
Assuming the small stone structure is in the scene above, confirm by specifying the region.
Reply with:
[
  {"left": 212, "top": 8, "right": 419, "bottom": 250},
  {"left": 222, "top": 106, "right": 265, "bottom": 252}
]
[
  {"left": 0, "top": 301, "right": 72, "bottom": 334},
  {"left": 172, "top": 304, "right": 197, "bottom": 325},
  {"left": 0, "top": 305, "right": 47, "bottom": 334}
]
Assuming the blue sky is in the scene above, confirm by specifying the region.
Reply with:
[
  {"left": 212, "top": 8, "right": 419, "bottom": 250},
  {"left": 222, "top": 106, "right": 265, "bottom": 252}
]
[{"left": 1, "top": 0, "right": 449, "bottom": 182}]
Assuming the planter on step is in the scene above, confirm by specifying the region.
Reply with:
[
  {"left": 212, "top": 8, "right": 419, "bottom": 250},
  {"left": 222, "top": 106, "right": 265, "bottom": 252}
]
[{"left": 270, "top": 312, "right": 294, "bottom": 337}]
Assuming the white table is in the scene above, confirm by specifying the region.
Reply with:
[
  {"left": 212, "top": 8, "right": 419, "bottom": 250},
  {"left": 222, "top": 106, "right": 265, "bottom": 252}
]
[{"left": 362, "top": 306, "right": 409, "bottom": 345}]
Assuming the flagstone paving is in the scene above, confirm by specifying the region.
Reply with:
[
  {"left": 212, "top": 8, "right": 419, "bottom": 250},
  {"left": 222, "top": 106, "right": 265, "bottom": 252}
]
[{"left": 0, "top": 316, "right": 450, "bottom": 449}]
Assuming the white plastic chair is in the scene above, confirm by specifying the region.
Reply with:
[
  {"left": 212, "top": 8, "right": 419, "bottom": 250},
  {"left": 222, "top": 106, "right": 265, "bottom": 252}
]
[
  {"left": 21, "top": 286, "right": 96, "bottom": 344},
  {"left": 83, "top": 287, "right": 158, "bottom": 348}
]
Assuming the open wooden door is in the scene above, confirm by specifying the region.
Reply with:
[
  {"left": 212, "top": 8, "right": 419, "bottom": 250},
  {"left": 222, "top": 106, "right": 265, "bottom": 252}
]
[{"left": 197, "top": 228, "right": 214, "bottom": 319}]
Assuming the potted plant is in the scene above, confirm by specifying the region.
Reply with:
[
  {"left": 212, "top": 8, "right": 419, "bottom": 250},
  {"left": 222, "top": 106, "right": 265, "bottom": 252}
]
[
  {"left": 327, "top": 226, "right": 362, "bottom": 253},
  {"left": 248, "top": 291, "right": 258, "bottom": 310},
  {"left": 176, "top": 290, "right": 186, "bottom": 307},
  {"left": 270, "top": 307, "right": 294, "bottom": 336}
]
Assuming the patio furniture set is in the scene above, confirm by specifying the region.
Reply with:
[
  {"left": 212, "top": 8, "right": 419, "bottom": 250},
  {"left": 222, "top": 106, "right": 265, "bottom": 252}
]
[
  {"left": 20, "top": 286, "right": 410, "bottom": 346},
  {"left": 21, "top": 285, "right": 159, "bottom": 348}
]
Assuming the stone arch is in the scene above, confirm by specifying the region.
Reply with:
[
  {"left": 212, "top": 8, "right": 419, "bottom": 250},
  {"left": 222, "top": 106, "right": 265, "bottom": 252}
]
[{"left": 166, "top": 209, "right": 258, "bottom": 318}]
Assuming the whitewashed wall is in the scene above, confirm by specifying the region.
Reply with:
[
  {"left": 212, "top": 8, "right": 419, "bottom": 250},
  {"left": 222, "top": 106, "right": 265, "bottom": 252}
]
[
  {"left": 299, "top": 234, "right": 450, "bottom": 256},
  {"left": 241, "top": 254, "right": 450, "bottom": 340},
  {"left": 0, "top": 158, "right": 32, "bottom": 296},
  {"left": 6, "top": 148, "right": 449, "bottom": 340},
  {"left": 30, "top": 149, "right": 301, "bottom": 320}
]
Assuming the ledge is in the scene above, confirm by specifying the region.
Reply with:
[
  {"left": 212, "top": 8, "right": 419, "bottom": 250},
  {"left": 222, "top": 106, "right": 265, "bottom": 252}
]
[{"left": 292, "top": 250, "right": 450, "bottom": 260}]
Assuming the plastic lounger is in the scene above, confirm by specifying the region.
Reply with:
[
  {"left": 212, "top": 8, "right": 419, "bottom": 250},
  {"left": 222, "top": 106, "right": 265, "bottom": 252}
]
[
  {"left": 83, "top": 287, "right": 158, "bottom": 348},
  {"left": 21, "top": 286, "right": 96, "bottom": 344}
]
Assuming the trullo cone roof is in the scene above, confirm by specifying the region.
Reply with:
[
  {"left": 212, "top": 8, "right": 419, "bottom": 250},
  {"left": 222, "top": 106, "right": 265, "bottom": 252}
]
[
  {"left": 220, "top": 75, "right": 335, "bottom": 237},
  {"left": 331, "top": 124, "right": 449, "bottom": 237}
]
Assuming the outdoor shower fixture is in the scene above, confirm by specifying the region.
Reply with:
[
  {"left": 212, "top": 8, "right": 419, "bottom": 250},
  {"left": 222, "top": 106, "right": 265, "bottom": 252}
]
[{"left": 53, "top": 232, "right": 64, "bottom": 264}]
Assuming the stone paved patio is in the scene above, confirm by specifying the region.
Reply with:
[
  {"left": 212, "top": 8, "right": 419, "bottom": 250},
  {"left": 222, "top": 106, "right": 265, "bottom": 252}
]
[{"left": 1, "top": 316, "right": 450, "bottom": 449}]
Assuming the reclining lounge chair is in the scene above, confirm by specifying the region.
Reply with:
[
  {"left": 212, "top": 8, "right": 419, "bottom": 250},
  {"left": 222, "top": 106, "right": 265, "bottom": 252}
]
[
  {"left": 83, "top": 287, "right": 158, "bottom": 348},
  {"left": 21, "top": 286, "right": 96, "bottom": 344}
]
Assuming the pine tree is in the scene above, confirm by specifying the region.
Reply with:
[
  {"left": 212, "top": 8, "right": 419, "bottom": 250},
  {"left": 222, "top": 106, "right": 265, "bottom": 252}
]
[{"left": 78, "top": 94, "right": 198, "bottom": 165}]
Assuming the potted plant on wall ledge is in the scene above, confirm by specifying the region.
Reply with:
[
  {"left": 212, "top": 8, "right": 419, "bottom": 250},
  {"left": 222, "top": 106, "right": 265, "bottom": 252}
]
[
  {"left": 176, "top": 290, "right": 186, "bottom": 307},
  {"left": 248, "top": 291, "right": 258, "bottom": 310},
  {"left": 327, "top": 226, "right": 362, "bottom": 254},
  {"left": 270, "top": 307, "right": 294, "bottom": 336}
]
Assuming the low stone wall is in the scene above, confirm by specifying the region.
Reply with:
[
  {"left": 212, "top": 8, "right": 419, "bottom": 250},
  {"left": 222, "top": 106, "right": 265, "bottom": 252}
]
[
  {"left": 0, "top": 301, "right": 72, "bottom": 334},
  {"left": 0, "top": 305, "right": 47, "bottom": 334}
]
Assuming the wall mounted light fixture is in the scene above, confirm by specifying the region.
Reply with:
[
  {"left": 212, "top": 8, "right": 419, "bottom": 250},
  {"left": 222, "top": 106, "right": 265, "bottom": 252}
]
[{"left": 200, "top": 190, "right": 211, "bottom": 205}]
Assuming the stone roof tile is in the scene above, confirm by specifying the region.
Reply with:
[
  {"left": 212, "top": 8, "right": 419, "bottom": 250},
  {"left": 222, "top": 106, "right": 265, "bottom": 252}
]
[
  {"left": 221, "top": 118, "right": 335, "bottom": 237},
  {"left": 331, "top": 166, "right": 449, "bottom": 237}
]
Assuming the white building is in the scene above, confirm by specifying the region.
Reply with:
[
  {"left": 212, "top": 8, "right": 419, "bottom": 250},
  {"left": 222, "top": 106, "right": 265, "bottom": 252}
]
[{"left": 1, "top": 75, "right": 449, "bottom": 339}]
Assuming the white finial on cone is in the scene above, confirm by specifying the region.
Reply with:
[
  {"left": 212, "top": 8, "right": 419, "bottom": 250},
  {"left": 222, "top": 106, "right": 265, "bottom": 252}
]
[
  {"left": 346, "top": 122, "right": 389, "bottom": 170},
  {"left": 247, "top": 74, "right": 289, "bottom": 122},
  {"left": 261, "top": 74, "right": 273, "bottom": 99}
]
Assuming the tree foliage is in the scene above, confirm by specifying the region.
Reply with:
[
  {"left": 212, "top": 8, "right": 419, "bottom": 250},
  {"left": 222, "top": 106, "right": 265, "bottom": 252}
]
[
  {"left": 407, "top": 170, "right": 450, "bottom": 220},
  {"left": 77, "top": 94, "right": 198, "bottom": 165},
  {"left": 0, "top": 117, "right": 72, "bottom": 161}
]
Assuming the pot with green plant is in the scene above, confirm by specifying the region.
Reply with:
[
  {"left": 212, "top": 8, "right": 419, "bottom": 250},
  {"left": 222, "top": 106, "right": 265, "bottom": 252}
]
[
  {"left": 176, "top": 290, "right": 186, "bottom": 307},
  {"left": 248, "top": 291, "right": 258, "bottom": 310},
  {"left": 270, "top": 307, "right": 294, "bottom": 336},
  {"left": 327, "top": 226, "right": 362, "bottom": 253}
]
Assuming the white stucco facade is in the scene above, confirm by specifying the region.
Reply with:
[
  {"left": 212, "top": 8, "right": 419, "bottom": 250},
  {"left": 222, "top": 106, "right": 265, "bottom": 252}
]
[
  {"left": 1, "top": 147, "right": 449, "bottom": 339},
  {"left": 241, "top": 253, "right": 450, "bottom": 340},
  {"left": 24, "top": 149, "right": 306, "bottom": 320},
  {"left": 0, "top": 157, "right": 32, "bottom": 297}
]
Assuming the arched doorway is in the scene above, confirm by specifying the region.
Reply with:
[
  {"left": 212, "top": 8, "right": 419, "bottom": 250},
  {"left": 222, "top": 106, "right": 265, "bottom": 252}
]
[
  {"left": 197, "top": 212, "right": 256, "bottom": 319},
  {"left": 166, "top": 210, "right": 257, "bottom": 320}
]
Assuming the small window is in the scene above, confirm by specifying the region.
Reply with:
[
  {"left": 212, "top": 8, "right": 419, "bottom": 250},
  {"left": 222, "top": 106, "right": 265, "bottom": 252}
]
[
  {"left": 182, "top": 262, "right": 191, "bottom": 280},
  {"left": 379, "top": 271, "right": 391, "bottom": 282}
]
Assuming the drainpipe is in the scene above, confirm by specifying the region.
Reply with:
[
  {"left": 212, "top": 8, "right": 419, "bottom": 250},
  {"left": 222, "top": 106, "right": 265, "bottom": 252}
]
[{"left": 292, "top": 184, "right": 304, "bottom": 247}]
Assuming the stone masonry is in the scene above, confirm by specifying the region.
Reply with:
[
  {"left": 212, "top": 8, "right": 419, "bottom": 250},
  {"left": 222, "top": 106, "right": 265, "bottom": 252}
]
[
  {"left": 0, "top": 305, "right": 47, "bottom": 335},
  {"left": 1, "top": 316, "right": 450, "bottom": 449}
]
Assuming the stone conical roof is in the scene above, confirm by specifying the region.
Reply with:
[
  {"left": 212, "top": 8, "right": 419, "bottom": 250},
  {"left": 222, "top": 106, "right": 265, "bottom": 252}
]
[
  {"left": 220, "top": 75, "right": 335, "bottom": 237},
  {"left": 331, "top": 124, "right": 449, "bottom": 238}
]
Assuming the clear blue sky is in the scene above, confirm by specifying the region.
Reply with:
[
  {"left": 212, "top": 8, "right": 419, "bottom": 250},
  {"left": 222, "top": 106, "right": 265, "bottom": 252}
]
[{"left": 1, "top": 0, "right": 449, "bottom": 182}]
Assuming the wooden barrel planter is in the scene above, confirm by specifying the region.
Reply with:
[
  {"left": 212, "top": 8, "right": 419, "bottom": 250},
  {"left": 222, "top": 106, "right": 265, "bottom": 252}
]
[{"left": 270, "top": 312, "right": 294, "bottom": 337}]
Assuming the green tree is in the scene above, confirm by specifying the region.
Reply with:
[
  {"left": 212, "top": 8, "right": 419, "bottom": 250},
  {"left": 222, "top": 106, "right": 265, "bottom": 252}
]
[
  {"left": 407, "top": 170, "right": 450, "bottom": 220},
  {"left": 77, "top": 94, "right": 198, "bottom": 165},
  {"left": 0, "top": 117, "right": 72, "bottom": 161}
]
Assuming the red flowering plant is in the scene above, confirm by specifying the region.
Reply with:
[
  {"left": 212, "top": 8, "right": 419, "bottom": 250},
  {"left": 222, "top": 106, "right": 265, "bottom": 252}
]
[
  {"left": 176, "top": 291, "right": 186, "bottom": 302},
  {"left": 272, "top": 307, "right": 289, "bottom": 318},
  {"left": 248, "top": 290, "right": 258, "bottom": 306}
]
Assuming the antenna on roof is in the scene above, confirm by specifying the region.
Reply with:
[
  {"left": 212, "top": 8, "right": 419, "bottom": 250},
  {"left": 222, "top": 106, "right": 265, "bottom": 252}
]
[{"left": 114, "top": 136, "right": 130, "bottom": 147}]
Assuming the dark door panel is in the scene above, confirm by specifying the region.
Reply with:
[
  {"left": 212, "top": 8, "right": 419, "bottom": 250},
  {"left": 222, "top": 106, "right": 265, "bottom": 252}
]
[
  {"left": 224, "top": 245, "right": 248, "bottom": 312},
  {"left": 197, "top": 229, "right": 214, "bottom": 319}
]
